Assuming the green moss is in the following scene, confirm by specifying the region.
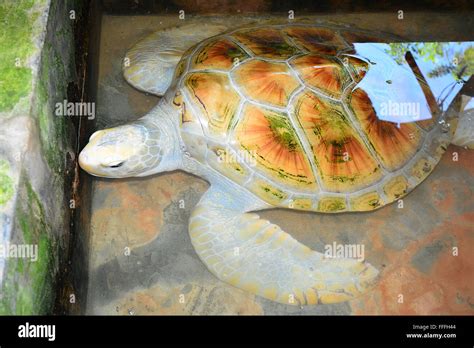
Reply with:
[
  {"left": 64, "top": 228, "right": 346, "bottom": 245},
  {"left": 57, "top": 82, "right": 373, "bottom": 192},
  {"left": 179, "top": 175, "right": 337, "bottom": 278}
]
[
  {"left": 35, "top": 46, "right": 64, "bottom": 173},
  {"left": 0, "top": 0, "right": 79, "bottom": 315},
  {"left": 0, "top": 261, "right": 17, "bottom": 314},
  {"left": 34, "top": 2, "right": 76, "bottom": 173},
  {"left": 0, "top": 0, "right": 38, "bottom": 112},
  {"left": 0, "top": 178, "right": 56, "bottom": 314},
  {"left": 25, "top": 179, "right": 46, "bottom": 229},
  {"left": 0, "top": 254, "right": 36, "bottom": 314},
  {"left": 0, "top": 67, "right": 32, "bottom": 111},
  {"left": 31, "top": 233, "right": 56, "bottom": 295},
  {"left": 24, "top": 180, "right": 57, "bottom": 314},
  {"left": 18, "top": 213, "right": 33, "bottom": 245},
  {"left": 0, "top": 160, "right": 14, "bottom": 205},
  {"left": 16, "top": 285, "right": 35, "bottom": 314},
  {"left": 0, "top": 0, "right": 72, "bottom": 169},
  {"left": 17, "top": 257, "right": 24, "bottom": 274}
]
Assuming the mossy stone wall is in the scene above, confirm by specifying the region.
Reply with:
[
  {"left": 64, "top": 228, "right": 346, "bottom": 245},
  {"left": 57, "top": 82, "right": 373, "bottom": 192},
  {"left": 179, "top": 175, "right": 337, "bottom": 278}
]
[{"left": 0, "top": 0, "right": 81, "bottom": 314}]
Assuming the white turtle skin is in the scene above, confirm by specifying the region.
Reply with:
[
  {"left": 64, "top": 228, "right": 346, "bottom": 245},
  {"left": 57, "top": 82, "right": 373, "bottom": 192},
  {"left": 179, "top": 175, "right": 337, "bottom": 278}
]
[{"left": 79, "top": 22, "right": 473, "bottom": 306}]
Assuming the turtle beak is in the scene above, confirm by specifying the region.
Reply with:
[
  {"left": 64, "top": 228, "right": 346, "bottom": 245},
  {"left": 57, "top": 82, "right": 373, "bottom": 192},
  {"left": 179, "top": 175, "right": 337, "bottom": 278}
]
[
  {"left": 79, "top": 129, "right": 115, "bottom": 174},
  {"left": 78, "top": 148, "right": 96, "bottom": 174},
  {"left": 79, "top": 132, "right": 107, "bottom": 175},
  {"left": 89, "top": 130, "right": 102, "bottom": 142}
]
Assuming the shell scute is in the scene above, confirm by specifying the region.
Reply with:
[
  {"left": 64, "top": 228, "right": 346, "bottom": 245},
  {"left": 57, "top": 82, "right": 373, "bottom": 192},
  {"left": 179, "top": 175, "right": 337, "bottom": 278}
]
[
  {"left": 191, "top": 38, "right": 249, "bottom": 70},
  {"left": 233, "top": 59, "right": 301, "bottom": 108},
  {"left": 339, "top": 54, "right": 370, "bottom": 83},
  {"left": 173, "top": 91, "right": 197, "bottom": 125},
  {"left": 350, "top": 191, "right": 383, "bottom": 211},
  {"left": 294, "top": 91, "right": 382, "bottom": 192},
  {"left": 185, "top": 72, "right": 240, "bottom": 137},
  {"left": 383, "top": 175, "right": 409, "bottom": 201},
  {"left": 232, "top": 28, "right": 299, "bottom": 59},
  {"left": 206, "top": 145, "right": 250, "bottom": 185},
  {"left": 284, "top": 26, "right": 347, "bottom": 53},
  {"left": 317, "top": 196, "right": 347, "bottom": 212},
  {"left": 290, "top": 54, "right": 352, "bottom": 99},
  {"left": 348, "top": 88, "right": 422, "bottom": 171},
  {"left": 247, "top": 177, "right": 288, "bottom": 205},
  {"left": 409, "top": 157, "right": 434, "bottom": 181},
  {"left": 290, "top": 197, "right": 313, "bottom": 210},
  {"left": 234, "top": 104, "right": 316, "bottom": 190}
]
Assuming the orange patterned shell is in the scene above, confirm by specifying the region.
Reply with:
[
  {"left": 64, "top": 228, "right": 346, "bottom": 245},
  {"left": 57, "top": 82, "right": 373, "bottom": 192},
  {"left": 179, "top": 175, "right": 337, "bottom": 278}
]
[{"left": 171, "top": 24, "right": 450, "bottom": 212}]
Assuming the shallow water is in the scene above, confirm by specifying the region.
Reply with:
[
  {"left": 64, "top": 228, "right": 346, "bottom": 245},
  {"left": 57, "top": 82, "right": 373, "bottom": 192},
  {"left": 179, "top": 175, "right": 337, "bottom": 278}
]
[{"left": 84, "top": 13, "right": 474, "bottom": 315}]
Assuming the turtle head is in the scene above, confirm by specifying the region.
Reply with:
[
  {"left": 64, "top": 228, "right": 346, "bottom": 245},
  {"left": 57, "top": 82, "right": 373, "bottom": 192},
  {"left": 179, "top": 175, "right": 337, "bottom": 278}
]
[{"left": 79, "top": 117, "right": 179, "bottom": 178}]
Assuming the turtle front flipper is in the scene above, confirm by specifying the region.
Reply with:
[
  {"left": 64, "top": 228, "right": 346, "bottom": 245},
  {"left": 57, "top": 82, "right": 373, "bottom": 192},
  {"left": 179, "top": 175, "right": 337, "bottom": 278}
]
[
  {"left": 123, "top": 23, "right": 229, "bottom": 96},
  {"left": 189, "top": 185, "right": 379, "bottom": 306}
]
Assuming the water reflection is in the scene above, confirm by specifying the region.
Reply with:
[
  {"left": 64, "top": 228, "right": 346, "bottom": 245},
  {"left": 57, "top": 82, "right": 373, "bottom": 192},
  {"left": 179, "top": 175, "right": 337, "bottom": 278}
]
[{"left": 348, "top": 42, "right": 473, "bottom": 125}]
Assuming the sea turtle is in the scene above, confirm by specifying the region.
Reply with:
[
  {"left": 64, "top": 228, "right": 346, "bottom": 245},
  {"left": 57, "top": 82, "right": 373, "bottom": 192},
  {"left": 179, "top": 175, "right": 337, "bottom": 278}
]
[{"left": 79, "top": 22, "right": 473, "bottom": 306}]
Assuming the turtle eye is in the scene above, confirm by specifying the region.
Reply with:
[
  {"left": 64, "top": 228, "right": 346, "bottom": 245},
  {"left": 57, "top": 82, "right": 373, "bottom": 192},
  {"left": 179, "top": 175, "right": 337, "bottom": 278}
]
[
  {"left": 102, "top": 160, "right": 125, "bottom": 168},
  {"left": 109, "top": 161, "right": 124, "bottom": 168}
]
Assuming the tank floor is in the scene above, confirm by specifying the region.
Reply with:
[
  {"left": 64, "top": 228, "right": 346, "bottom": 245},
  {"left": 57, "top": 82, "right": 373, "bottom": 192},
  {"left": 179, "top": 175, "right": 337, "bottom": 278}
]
[{"left": 85, "top": 13, "right": 474, "bottom": 315}]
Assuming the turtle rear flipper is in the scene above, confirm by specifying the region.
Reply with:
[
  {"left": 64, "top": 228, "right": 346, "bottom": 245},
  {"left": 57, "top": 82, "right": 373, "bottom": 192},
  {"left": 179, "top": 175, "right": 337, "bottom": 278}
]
[
  {"left": 189, "top": 184, "right": 379, "bottom": 305},
  {"left": 123, "top": 23, "right": 228, "bottom": 96}
]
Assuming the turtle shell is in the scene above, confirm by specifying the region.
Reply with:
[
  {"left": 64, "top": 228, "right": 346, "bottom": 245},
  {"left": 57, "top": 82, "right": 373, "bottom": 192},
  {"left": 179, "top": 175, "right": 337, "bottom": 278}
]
[{"left": 170, "top": 24, "right": 452, "bottom": 212}]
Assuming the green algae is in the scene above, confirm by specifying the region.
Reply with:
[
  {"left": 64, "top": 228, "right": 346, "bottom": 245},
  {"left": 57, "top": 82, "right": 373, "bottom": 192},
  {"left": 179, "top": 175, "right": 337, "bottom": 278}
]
[
  {"left": 0, "top": 0, "right": 38, "bottom": 112},
  {"left": 0, "top": 160, "right": 14, "bottom": 205},
  {"left": 0, "top": 178, "right": 57, "bottom": 314}
]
